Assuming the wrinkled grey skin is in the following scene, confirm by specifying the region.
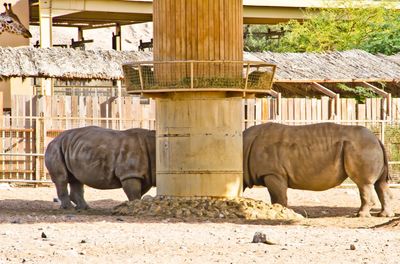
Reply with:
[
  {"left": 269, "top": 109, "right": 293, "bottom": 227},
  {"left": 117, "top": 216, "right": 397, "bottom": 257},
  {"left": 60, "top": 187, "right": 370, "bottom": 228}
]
[
  {"left": 243, "top": 122, "right": 394, "bottom": 217},
  {"left": 45, "top": 126, "right": 156, "bottom": 210}
]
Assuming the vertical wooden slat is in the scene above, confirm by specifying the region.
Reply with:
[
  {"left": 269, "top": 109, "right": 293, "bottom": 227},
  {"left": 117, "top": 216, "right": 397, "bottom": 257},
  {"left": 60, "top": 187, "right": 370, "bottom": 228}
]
[
  {"left": 341, "top": 99, "right": 347, "bottom": 121},
  {"left": 321, "top": 96, "right": 329, "bottom": 120},
  {"left": 310, "top": 98, "right": 317, "bottom": 120},
  {"left": 64, "top": 96, "right": 71, "bottom": 129},
  {"left": 86, "top": 96, "right": 93, "bottom": 126},
  {"left": 261, "top": 98, "right": 268, "bottom": 122},
  {"left": 79, "top": 96, "right": 86, "bottom": 127},
  {"left": 305, "top": 99, "right": 312, "bottom": 122},
  {"left": 219, "top": 0, "right": 224, "bottom": 61},
  {"left": 255, "top": 99, "right": 262, "bottom": 125}
]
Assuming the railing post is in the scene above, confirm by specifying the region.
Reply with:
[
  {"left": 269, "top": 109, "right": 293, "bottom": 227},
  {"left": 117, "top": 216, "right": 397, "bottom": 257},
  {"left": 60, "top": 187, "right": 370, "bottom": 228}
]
[
  {"left": 138, "top": 65, "right": 144, "bottom": 90},
  {"left": 244, "top": 63, "right": 250, "bottom": 97}
]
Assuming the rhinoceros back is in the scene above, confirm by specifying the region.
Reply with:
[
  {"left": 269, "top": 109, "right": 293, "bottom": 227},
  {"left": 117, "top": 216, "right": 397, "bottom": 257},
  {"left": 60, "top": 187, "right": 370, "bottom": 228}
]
[{"left": 45, "top": 126, "right": 156, "bottom": 190}]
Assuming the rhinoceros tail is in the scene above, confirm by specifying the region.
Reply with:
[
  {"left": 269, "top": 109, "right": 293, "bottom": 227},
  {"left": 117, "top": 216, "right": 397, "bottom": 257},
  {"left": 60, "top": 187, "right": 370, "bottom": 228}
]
[{"left": 378, "top": 139, "right": 391, "bottom": 183}]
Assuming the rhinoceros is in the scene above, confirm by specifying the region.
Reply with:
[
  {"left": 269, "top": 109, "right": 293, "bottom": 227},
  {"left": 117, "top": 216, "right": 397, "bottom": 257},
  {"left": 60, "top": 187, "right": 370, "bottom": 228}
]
[
  {"left": 243, "top": 122, "right": 394, "bottom": 217},
  {"left": 45, "top": 126, "right": 156, "bottom": 210}
]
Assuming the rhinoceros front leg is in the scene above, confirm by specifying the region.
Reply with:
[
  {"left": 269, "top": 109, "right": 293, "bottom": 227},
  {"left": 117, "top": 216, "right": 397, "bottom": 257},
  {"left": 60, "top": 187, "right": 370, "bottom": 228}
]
[
  {"left": 356, "top": 183, "right": 375, "bottom": 217},
  {"left": 263, "top": 174, "right": 288, "bottom": 206},
  {"left": 69, "top": 181, "right": 90, "bottom": 210},
  {"left": 121, "top": 178, "right": 142, "bottom": 201}
]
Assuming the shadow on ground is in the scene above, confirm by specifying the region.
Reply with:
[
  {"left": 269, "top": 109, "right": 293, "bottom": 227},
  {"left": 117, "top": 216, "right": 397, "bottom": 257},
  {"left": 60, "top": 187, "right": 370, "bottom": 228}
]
[{"left": 2, "top": 198, "right": 396, "bottom": 228}]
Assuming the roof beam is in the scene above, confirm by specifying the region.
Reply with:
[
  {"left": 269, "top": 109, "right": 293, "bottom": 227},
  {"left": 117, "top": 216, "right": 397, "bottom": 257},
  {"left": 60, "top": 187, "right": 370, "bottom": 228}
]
[
  {"left": 312, "top": 82, "right": 337, "bottom": 98},
  {"left": 362, "top": 82, "right": 388, "bottom": 97},
  {"left": 362, "top": 82, "right": 391, "bottom": 120}
]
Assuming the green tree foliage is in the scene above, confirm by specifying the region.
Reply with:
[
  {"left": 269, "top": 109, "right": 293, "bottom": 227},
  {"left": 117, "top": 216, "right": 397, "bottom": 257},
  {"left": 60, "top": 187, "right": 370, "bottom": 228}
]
[
  {"left": 244, "top": 1, "right": 400, "bottom": 55},
  {"left": 336, "top": 83, "right": 379, "bottom": 103}
]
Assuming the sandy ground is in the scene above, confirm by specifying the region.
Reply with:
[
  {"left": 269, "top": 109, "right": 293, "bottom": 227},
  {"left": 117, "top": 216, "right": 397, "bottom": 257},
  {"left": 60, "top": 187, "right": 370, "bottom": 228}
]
[{"left": 0, "top": 185, "right": 400, "bottom": 264}]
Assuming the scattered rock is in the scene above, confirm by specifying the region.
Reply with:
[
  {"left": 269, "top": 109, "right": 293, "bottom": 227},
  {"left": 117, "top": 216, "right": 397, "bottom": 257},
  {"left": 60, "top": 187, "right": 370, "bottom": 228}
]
[
  {"left": 41, "top": 232, "right": 47, "bottom": 239},
  {"left": 252, "top": 232, "right": 278, "bottom": 245},
  {"left": 350, "top": 244, "right": 356, "bottom": 250},
  {"left": 80, "top": 240, "right": 87, "bottom": 244},
  {"left": 112, "top": 196, "right": 303, "bottom": 221},
  {"left": 252, "top": 232, "right": 267, "bottom": 243}
]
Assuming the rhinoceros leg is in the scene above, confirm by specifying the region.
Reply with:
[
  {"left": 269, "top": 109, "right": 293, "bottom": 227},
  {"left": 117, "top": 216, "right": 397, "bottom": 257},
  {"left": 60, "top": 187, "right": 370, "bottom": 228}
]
[
  {"left": 374, "top": 180, "right": 394, "bottom": 217},
  {"left": 263, "top": 175, "right": 288, "bottom": 206},
  {"left": 53, "top": 180, "right": 74, "bottom": 209},
  {"left": 121, "top": 178, "right": 142, "bottom": 200},
  {"left": 50, "top": 169, "right": 74, "bottom": 209},
  {"left": 356, "top": 184, "right": 375, "bottom": 217},
  {"left": 69, "top": 181, "right": 90, "bottom": 210}
]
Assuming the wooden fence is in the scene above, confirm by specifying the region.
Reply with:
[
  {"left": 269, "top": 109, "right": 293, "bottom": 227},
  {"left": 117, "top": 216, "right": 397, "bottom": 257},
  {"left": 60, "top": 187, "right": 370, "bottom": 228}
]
[
  {"left": 10, "top": 95, "right": 400, "bottom": 126},
  {"left": 2, "top": 94, "right": 400, "bottom": 183}
]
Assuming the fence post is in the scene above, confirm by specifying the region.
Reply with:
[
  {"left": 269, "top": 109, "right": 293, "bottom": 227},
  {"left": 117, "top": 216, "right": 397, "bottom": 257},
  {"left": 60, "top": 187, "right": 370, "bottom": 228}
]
[
  {"left": 380, "top": 120, "right": 385, "bottom": 145},
  {"left": 388, "top": 93, "right": 392, "bottom": 123},
  {"left": 335, "top": 94, "right": 341, "bottom": 123},
  {"left": 35, "top": 113, "right": 46, "bottom": 182},
  {"left": 117, "top": 80, "right": 123, "bottom": 130}
]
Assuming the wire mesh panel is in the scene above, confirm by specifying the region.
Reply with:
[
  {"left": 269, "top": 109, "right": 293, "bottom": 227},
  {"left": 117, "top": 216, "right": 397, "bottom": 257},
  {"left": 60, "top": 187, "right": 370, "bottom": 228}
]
[{"left": 123, "top": 61, "right": 276, "bottom": 93}]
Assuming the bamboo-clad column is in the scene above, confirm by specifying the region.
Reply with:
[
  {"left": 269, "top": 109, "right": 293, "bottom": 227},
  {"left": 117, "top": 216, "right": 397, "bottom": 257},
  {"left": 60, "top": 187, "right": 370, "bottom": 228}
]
[{"left": 153, "top": 0, "right": 244, "bottom": 197}]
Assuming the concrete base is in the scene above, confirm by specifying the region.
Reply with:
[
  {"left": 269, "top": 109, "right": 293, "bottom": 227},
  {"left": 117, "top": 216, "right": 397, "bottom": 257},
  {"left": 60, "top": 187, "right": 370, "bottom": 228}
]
[{"left": 156, "top": 92, "right": 243, "bottom": 197}]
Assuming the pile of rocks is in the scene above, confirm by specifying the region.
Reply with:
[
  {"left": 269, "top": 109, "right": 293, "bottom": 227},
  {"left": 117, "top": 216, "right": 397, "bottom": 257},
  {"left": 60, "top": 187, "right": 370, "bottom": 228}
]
[{"left": 112, "top": 196, "right": 303, "bottom": 221}]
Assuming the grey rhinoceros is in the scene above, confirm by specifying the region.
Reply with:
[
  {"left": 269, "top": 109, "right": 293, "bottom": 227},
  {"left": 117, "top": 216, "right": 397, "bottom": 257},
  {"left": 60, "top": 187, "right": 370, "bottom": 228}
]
[
  {"left": 45, "top": 126, "right": 156, "bottom": 210},
  {"left": 243, "top": 122, "right": 394, "bottom": 217}
]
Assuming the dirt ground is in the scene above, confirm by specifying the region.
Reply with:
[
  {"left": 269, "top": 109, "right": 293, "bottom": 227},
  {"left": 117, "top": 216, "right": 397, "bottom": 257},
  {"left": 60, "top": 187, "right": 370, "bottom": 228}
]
[{"left": 1, "top": 185, "right": 400, "bottom": 264}]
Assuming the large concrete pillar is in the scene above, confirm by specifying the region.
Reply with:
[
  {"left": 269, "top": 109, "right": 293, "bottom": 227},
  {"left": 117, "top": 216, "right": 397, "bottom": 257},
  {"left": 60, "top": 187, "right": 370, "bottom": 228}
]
[{"left": 153, "top": 0, "right": 244, "bottom": 197}]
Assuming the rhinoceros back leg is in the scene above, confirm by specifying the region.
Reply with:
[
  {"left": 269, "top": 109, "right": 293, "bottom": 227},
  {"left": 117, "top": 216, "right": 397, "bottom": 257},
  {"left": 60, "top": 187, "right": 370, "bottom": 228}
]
[
  {"left": 69, "top": 180, "right": 90, "bottom": 210},
  {"left": 121, "top": 178, "right": 142, "bottom": 201},
  {"left": 344, "top": 141, "right": 388, "bottom": 217},
  {"left": 54, "top": 178, "right": 74, "bottom": 210},
  {"left": 45, "top": 146, "right": 74, "bottom": 209},
  {"left": 263, "top": 174, "right": 288, "bottom": 206},
  {"left": 355, "top": 184, "right": 375, "bottom": 217},
  {"left": 374, "top": 179, "right": 394, "bottom": 217}
]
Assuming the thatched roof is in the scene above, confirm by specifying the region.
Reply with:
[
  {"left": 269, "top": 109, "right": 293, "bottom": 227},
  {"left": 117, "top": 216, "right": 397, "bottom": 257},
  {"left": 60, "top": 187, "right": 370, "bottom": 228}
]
[
  {"left": 0, "top": 47, "right": 151, "bottom": 80},
  {"left": 0, "top": 47, "right": 399, "bottom": 82},
  {"left": 380, "top": 53, "right": 400, "bottom": 66},
  {"left": 246, "top": 50, "right": 400, "bottom": 83}
]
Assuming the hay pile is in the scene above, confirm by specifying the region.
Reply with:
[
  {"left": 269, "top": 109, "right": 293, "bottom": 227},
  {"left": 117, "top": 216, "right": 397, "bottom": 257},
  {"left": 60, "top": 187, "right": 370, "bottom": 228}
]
[{"left": 112, "top": 196, "right": 303, "bottom": 221}]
